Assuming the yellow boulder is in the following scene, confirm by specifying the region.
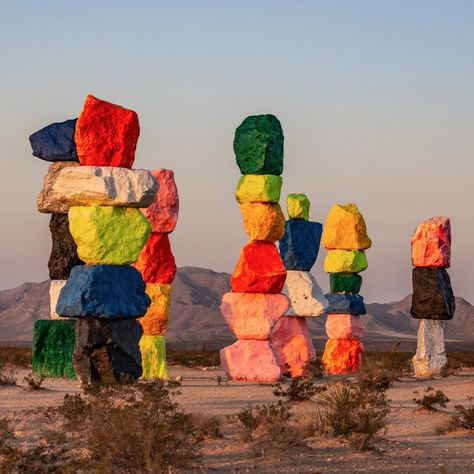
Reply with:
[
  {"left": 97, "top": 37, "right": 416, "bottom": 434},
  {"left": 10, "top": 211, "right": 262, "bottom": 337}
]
[
  {"left": 324, "top": 250, "right": 368, "bottom": 273},
  {"left": 240, "top": 203, "right": 285, "bottom": 242},
  {"left": 140, "top": 335, "right": 168, "bottom": 379},
  {"left": 321, "top": 203, "right": 371, "bottom": 250},
  {"left": 287, "top": 194, "right": 310, "bottom": 220},
  {"left": 138, "top": 283, "right": 172, "bottom": 336},
  {"left": 235, "top": 175, "right": 282, "bottom": 204}
]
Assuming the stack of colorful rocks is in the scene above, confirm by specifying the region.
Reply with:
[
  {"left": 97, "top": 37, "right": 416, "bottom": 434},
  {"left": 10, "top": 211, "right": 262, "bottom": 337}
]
[
  {"left": 133, "top": 169, "right": 179, "bottom": 379},
  {"left": 274, "top": 194, "right": 328, "bottom": 377},
  {"left": 32, "top": 95, "right": 158, "bottom": 384},
  {"left": 321, "top": 204, "right": 371, "bottom": 374},
  {"left": 410, "top": 217, "right": 455, "bottom": 376},
  {"left": 219, "top": 114, "right": 288, "bottom": 382}
]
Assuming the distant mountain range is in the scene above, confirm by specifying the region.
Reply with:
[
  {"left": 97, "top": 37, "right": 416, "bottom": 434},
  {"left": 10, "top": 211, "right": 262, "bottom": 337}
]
[{"left": 1, "top": 266, "right": 473, "bottom": 351}]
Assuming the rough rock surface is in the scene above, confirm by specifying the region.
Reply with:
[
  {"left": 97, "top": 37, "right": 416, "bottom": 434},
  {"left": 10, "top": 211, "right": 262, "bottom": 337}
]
[
  {"left": 321, "top": 203, "right": 372, "bottom": 250},
  {"left": 235, "top": 175, "right": 282, "bottom": 204},
  {"left": 329, "top": 273, "right": 363, "bottom": 294},
  {"left": 133, "top": 233, "right": 177, "bottom": 284},
  {"left": 140, "top": 335, "right": 168, "bottom": 379},
  {"left": 139, "top": 283, "right": 172, "bottom": 336},
  {"left": 271, "top": 316, "right": 316, "bottom": 377},
  {"left": 75, "top": 95, "right": 140, "bottom": 168},
  {"left": 411, "top": 216, "right": 451, "bottom": 268},
  {"left": 56, "top": 265, "right": 150, "bottom": 319},
  {"left": 51, "top": 166, "right": 158, "bottom": 208},
  {"left": 32, "top": 320, "right": 76, "bottom": 379},
  {"left": 37, "top": 161, "right": 80, "bottom": 214},
  {"left": 287, "top": 194, "right": 310, "bottom": 221},
  {"left": 142, "top": 169, "right": 179, "bottom": 233},
  {"left": 73, "top": 318, "right": 143, "bottom": 384},
  {"left": 240, "top": 202, "right": 285, "bottom": 242},
  {"left": 279, "top": 220, "right": 322, "bottom": 271},
  {"left": 220, "top": 292, "right": 289, "bottom": 339},
  {"left": 69, "top": 206, "right": 151, "bottom": 265},
  {"left": 282, "top": 270, "right": 327, "bottom": 317},
  {"left": 325, "top": 314, "right": 364, "bottom": 340},
  {"left": 233, "top": 114, "right": 284, "bottom": 175},
  {"left": 49, "top": 280, "right": 68, "bottom": 320},
  {"left": 410, "top": 267, "right": 455, "bottom": 320},
  {"left": 324, "top": 250, "right": 368, "bottom": 273},
  {"left": 220, "top": 339, "right": 281, "bottom": 382},
  {"left": 412, "top": 319, "right": 447, "bottom": 376},
  {"left": 325, "top": 293, "right": 366, "bottom": 315},
  {"left": 48, "top": 213, "right": 84, "bottom": 279},
  {"left": 322, "top": 338, "right": 363, "bottom": 374},
  {"left": 231, "top": 242, "right": 286, "bottom": 293},
  {"left": 29, "top": 119, "right": 78, "bottom": 162}
]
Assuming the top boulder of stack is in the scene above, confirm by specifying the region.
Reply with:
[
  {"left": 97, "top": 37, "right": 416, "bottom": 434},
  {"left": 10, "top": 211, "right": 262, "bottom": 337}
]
[
  {"left": 321, "top": 203, "right": 371, "bottom": 250},
  {"left": 287, "top": 194, "right": 310, "bottom": 220},
  {"left": 75, "top": 95, "right": 140, "bottom": 168},
  {"left": 233, "top": 114, "right": 284, "bottom": 175}
]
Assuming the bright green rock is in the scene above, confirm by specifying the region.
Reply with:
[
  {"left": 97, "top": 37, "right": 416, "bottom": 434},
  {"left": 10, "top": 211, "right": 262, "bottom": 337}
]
[
  {"left": 287, "top": 194, "right": 310, "bottom": 220},
  {"left": 32, "top": 320, "right": 76, "bottom": 379},
  {"left": 329, "top": 273, "right": 363, "bottom": 293},
  {"left": 68, "top": 206, "right": 151, "bottom": 265},
  {"left": 235, "top": 175, "right": 282, "bottom": 204},
  {"left": 140, "top": 335, "right": 168, "bottom": 379},
  {"left": 233, "top": 114, "right": 284, "bottom": 175}
]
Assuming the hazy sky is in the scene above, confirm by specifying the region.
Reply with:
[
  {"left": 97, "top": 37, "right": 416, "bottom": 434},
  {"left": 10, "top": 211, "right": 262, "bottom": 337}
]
[{"left": 0, "top": 1, "right": 473, "bottom": 302}]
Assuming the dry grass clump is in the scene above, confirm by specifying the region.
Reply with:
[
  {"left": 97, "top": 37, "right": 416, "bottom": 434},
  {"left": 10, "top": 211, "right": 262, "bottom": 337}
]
[
  {"left": 167, "top": 349, "right": 220, "bottom": 368},
  {"left": 413, "top": 387, "right": 450, "bottom": 411},
  {"left": 0, "top": 347, "right": 31, "bottom": 368},
  {"left": 273, "top": 377, "right": 325, "bottom": 402},
  {"left": 361, "top": 349, "right": 412, "bottom": 383}
]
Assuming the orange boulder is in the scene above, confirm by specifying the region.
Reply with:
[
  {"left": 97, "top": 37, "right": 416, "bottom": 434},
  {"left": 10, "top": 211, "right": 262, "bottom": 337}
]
[
  {"left": 322, "top": 339, "right": 363, "bottom": 374},
  {"left": 138, "top": 283, "right": 171, "bottom": 336},
  {"left": 240, "top": 202, "right": 285, "bottom": 242}
]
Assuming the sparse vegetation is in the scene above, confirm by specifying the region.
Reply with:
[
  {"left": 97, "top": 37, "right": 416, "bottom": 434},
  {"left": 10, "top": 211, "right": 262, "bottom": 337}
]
[
  {"left": 273, "top": 377, "right": 325, "bottom": 402},
  {"left": 413, "top": 387, "right": 450, "bottom": 410},
  {"left": 302, "top": 357, "right": 324, "bottom": 379},
  {"left": 361, "top": 348, "right": 412, "bottom": 381},
  {"left": 0, "top": 347, "right": 31, "bottom": 368},
  {"left": 23, "top": 373, "right": 44, "bottom": 390},
  {"left": 448, "top": 397, "right": 474, "bottom": 431},
  {"left": 167, "top": 348, "right": 220, "bottom": 368}
]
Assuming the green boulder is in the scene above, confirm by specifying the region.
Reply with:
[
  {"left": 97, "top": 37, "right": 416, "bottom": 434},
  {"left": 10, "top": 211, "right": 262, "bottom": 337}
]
[
  {"left": 32, "top": 320, "right": 76, "bottom": 379},
  {"left": 329, "top": 273, "right": 363, "bottom": 293},
  {"left": 287, "top": 194, "right": 310, "bottom": 220},
  {"left": 235, "top": 175, "right": 282, "bottom": 204},
  {"left": 233, "top": 114, "right": 284, "bottom": 175}
]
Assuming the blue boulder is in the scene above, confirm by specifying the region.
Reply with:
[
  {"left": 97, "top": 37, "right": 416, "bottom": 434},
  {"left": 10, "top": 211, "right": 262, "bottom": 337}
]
[
  {"left": 325, "top": 293, "right": 366, "bottom": 315},
  {"left": 29, "top": 119, "right": 78, "bottom": 162},
  {"left": 278, "top": 220, "right": 322, "bottom": 271},
  {"left": 56, "top": 265, "right": 151, "bottom": 319}
]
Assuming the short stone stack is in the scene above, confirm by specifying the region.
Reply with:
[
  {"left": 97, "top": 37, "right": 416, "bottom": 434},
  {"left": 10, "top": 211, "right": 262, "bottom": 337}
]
[
  {"left": 133, "top": 169, "right": 179, "bottom": 379},
  {"left": 33, "top": 94, "right": 158, "bottom": 384},
  {"left": 219, "top": 114, "right": 288, "bottom": 382},
  {"left": 321, "top": 204, "right": 371, "bottom": 374},
  {"left": 274, "top": 194, "right": 328, "bottom": 377},
  {"left": 410, "top": 217, "right": 455, "bottom": 377}
]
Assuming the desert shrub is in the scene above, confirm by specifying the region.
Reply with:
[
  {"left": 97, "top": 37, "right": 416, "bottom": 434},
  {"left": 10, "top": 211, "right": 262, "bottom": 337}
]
[
  {"left": 413, "top": 387, "right": 450, "bottom": 410},
  {"left": 23, "top": 374, "right": 44, "bottom": 390},
  {"left": 191, "top": 413, "right": 223, "bottom": 439},
  {"left": 167, "top": 349, "right": 220, "bottom": 368},
  {"left": 273, "top": 378, "right": 325, "bottom": 402},
  {"left": 448, "top": 398, "right": 474, "bottom": 431},
  {"left": 361, "top": 349, "right": 412, "bottom": 382},
  {"left": 302, "top": 357, "right": 324, "bottom": 379},
  {"left": 57, "top": 393, "right": 89, "bottom": 427},
  {"left": 0, "top": 364, "right": 16, "bottom": 386},
  {"left": 447, "top": 352, "right": 474, "bottom": 368},
  {"left": 0, "top": 347, "right": 31, "bottom": 368}
]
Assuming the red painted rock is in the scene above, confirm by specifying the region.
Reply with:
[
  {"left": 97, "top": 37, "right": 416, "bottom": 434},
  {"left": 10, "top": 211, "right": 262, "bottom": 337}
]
[
  {"left": 231, "top": 242, "right": 286, "bottom": 293},
  {"left": 75, "top": 95, "right": 140, "bottom": 168},
  {"left": 325, "top": 314, "right": 364, "bottom": 340},
  {"left": 220, "top": 340, "right": 281, "bottom": 382},
  {"left": 411, "top": 216, "right": 451, "bottom": 268},
  {"left": 322, "top": 339, "right": 363, "bottom": 374},
  {"left": 221, "top": 292, "right": 289, "bottom": 339},
  {"left": 271, "top": 317, "right": 315, "bottom": 377},
  {"left": 143, "top": 169, "right": 179, "bottom": 233},
  {"left": 133, "top": 233, "right": 176, "bottom": 284}
]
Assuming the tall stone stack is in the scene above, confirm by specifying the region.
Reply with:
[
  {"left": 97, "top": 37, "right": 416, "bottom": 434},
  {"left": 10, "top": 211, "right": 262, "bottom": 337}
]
[
  {"left": 273, "top": 194, "right": 328, "bottom": 377},
  {"left": 133, "top": 169, "right": 179, "bottom": 379},
  {"left": 219, "top": 114, "right": 288, "bottom": 382},
  {"left": 410, "top": 217, "right": 455, "bottom": 376},
  {"left": 32, "top": 95, "right": 159, "bottom": 384},
  {"left": 321, "top": 204, "right": 371, "bottom": 374}
]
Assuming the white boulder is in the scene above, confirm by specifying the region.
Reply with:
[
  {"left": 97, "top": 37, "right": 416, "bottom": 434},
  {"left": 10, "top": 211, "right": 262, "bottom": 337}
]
[
  {"left": 412, "top": 319, "right": 447, "bottom": 377},
  {"left": 49, "top": 280, "right": 68, "bottom": 320}
]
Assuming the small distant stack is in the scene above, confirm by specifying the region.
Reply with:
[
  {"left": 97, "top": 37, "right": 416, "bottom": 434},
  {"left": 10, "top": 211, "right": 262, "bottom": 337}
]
[
  {"left": 220, "top": 115, "right": 288, "bottom": 382},
  {"left": 410, "top": 217, "right": 455, "bottom": 377},
  {"left": 321, "top": 204, "right": 371, "bottom": 374},
  {"left": 32, "top": 95, "right": 158, "bottom": 384},
  {"left": 133, "top": 169, "right": 179, "bottom": 379},
  {"left": 274, "top": 194, "right": 328, "bottom": 377}
]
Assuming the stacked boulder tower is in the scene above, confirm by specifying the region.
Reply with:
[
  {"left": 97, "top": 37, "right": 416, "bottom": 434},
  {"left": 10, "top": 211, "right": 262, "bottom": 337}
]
[
  {"left": 273, "top": 194, "right": 328, "bottom": 377},
  {"left": 321, "top": 204, "right": 371, "bottom": 374},
  {"left": 410, "top": 217, "right": 455, "bottom": 377},
  {"left": 219, "top": 115, "right": 288, "bottom": 382},
  {"left": 133, "top": 169, "right": 179, "bottom": 379}
]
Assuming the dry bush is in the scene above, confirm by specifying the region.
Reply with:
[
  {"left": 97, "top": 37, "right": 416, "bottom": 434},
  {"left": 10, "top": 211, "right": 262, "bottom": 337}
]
[
  {"left": 447, "top": 352, "right": 474, "bottom": 368},
  {"left": 23, "top": 374, "right": 44, "bottom": 390},
  {"left": 190, "top": 413, "right": 223, "bottom": 439},
  {"left": 167, "top": 349, "right": 220, "bottom": 368},
  {"left": 302, "top": 357, "right": 324, "bottom": 379},
  {"left": 0, "top": 347, "right": 31, "bottom": 368},
  {"left": 0, "top": 364, "right": 16, "bottom": 386},
  {"left": 448, "top": 397, "right": 474, "bottom": 431},
  {"left": 361, "top": 349, "right": 412, "bottom": 383},
  {"left": 273, "top": 378, "right": 325, "bottom": 402},
  {"left": 413, "top": 387, "right": 450, "bottom": 410}
]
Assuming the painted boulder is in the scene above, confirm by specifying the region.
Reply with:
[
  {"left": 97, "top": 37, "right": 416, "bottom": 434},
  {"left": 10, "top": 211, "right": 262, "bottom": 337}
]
[
  {"left": 287, "top": 194, "right": 310, "bottom": 221},
  {"left": 325, "top": 293, "right": 366, "bottom": 315},
  {"left": 235, "top": 174, "right": 282, "bottom": 204},
  {"left": 140, "top": 335, "right": 168, "bottom": 379},
  {"left": 329, "top": 273, "right": 363, "bottom": 294},
  {"left": 49, "top": 280, "right": 68, "bottom": 320},
  {"left": 324, "top": 250, "right": 368, "bottom": 273},
  {"left": 325, "top": 314, "right": 364, "bottom": 340},
  {"left": 322, "top": 339, "right": 363, "bottom": 374},
  {"left": 240, "top": 202, "right": 285, "bottom": 242},
  {"left": 412, "top": 319, "right": 447, "bottom": 376},
  {"left": 138, "top": 283, "right": 172, "bottom": 336}
]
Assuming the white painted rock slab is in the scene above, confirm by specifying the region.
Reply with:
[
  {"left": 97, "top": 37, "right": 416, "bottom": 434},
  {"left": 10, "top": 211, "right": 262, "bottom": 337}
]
[
  {"left": 325, "top": 314, "right": 364, "bottom": 340},
  {"left": 49, "top": 280, "right": 68, "bottom": 320},
  {"left": 412, "top": 319, "right": 447, "bottom": 377}
]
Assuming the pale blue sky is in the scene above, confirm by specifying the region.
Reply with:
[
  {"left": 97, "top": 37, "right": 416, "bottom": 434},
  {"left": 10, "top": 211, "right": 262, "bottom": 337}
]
[{"left": 0, "top": 1, "right": 473, "bottom": 302}]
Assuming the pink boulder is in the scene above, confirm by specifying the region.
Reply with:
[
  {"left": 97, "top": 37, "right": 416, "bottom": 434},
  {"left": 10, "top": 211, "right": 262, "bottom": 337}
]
[
  {"left": 220, "top": 340, "right": 281, "bottom": 382},
  {"left": 143, "top": 169, "right": 179, "bottom": 234},
  {"left": 221, "top": 292, "right": 289, "bottom": 340},
  {"left": 411, "top": 216, "right": 451, "bottom": 268},
  {"left": 271, "top": 317, "right": 316, "bottom": 378},
  {"left": 325, "top": 314, "right": 364, "bottom": 340}
]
